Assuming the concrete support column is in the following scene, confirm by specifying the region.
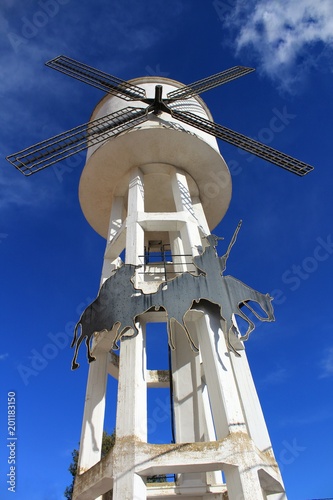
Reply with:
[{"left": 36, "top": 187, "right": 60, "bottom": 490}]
[
  {"left": 126, "top": 168, "right": 145, "bottom": 268},
  {"left": 171, "top": 315, "right": 224, "bottom": 491},
  {"left": 170, "top": 170, "right": 208, "bottom": 491},
  {"left": 171, "top": 327, "right": 202, "bottom": 442},
  {"left": 200, "top": 375, "right": 223, "bottom": 487},
  {"left": 171, "top": 323, "right": 207, "bottom": 488},
  {"left": 189, "top": 305, "right": 247, "bottom": 439},
  {"left": 171, "top": 170, "right": 202, "bottom": 258},
  {"left": 112, "top": 171, "right": 147, "bottom": 499},
  {"left": 101, "top": 196, "right": 124, "bottom": 283},
  {"left": 230, "top": 348, "right": 274, "bottom": 455},
  {"left": 112, "top": 465, "right": 146, "bottom": 500},
  {"left": 224, "top": 464, "right": 265, "bottom": 500},
  {"left": 169, "top": 182, "right": 222, "bottom": 487},
  {"left": 192, "top": 195, "right": 210, "bottom": 236},
  {"left": 113, "top": 326, "right": 147, "bottom": 499},
  {"left": 115, "top": 326, "right": 147, "bottom": 440},
  {"left": 77, "top": 348, "right": 109, "bottom": 474},
  {"left": 169, "top": 231, "right": 188, "bottom": 273},
  {"left": 107, "top": 196, "right": 124, "bottom": 245}
]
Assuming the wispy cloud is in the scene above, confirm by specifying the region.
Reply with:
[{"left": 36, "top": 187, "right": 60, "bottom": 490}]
[
  {"left": 221, "top": 0, "right": 333, "bottom": 92},
  {"left": 0, "top": 353, "right": 9, "bottom": 361},
  {"left": 0, "top": 166, "right": 63, "bottom": 211},
  {"left": 319, "top": 346, "right": 333, "bottom": 379},
  {"left": 280, "top": 409, "right": 333, "bottom": 427},
  {"left": 1, "top": 0, "right": 187, "bottom": 63},
  {"left": 259, "top": 366, "right": 289, "bottom": 387}
]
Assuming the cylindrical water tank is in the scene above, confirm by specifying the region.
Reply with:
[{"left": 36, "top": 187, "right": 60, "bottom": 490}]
[{"left": 79, "top": 76, "right": 232, "bottom": 237}]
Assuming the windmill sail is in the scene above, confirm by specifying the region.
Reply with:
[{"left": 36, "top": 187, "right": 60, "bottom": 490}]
[
  {"left": 46, "top": 55, "right": 147, "bottom": 101},
  {"left": 6, "top": 107, "right": 148, "bottom": 175},
  {"left": 167, "top": 66, "right": 255, "bottom": 100},
  {"left": 172, "top": 109, "right": 314, "bottom": 176}
]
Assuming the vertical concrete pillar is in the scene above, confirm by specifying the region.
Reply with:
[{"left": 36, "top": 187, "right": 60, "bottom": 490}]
[
  {"left": 169, "top": 231, "right": 188, "bottom": 274},
  {"left": 77, "top": 348, "right": 109, "bottom": 474},
  {"left": 200, "top": 378, "right": 223, "bottom": 487},
  {"left": 189, "top": 306, "right": 247, "bottom": 439},
  {"left": 192, "top": 195, "right": 210, "bottom": 236},
  {"left": 78, "top": 195, "right": 126, "bottom": 477},
  {"left": 171, "top": 331, "right": 199, "bottom": 433},
  {"left": 113, "top": 326, "right": 147, "bottom": 500},
  {"left": 171, "top": 323, "right": 207, "bottom": 488},
  {"left": 171, "top": 170, "right": 202, "bottom": 257},
  {"left": 224, "top": 464, "right": 265, "bottom": 500},
  {"left": 169, "top": 173, "right": 208, "bottom": 489},
  {"left": 126, "top": 168, "right": 145, "bottom": 263},
  {"left": 112, "top": 168, "right": 147, "bottom": 500},
  {"left": 101, "top": 196, "right": 124, "bottom": 283},
  {"left": 112, "top": 464, "right": 146, "bottom": 500},
  {"left": 230, "top": 348, "right": 273, "bottom": 454},
  {"left": 115, "top": 327, "right": 147, "bottom": 441}
]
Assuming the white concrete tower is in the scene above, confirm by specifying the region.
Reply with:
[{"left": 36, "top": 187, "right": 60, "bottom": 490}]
[{"left": 72, "top": 76, "right": 287, "bottom": 500}]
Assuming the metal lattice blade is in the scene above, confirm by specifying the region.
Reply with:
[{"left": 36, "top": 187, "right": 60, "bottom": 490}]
[
  {"left": 172, "top": 110, "right": 314, "bottom": 176},
  {"left": 6, "top": 107, "right": 148, "bottom": 176},
  {"left": 167, "top": 66, "right": 255, "bottom": 101},
  {"left": 46, "top": 55, "right": 147, "bottom": 101}
]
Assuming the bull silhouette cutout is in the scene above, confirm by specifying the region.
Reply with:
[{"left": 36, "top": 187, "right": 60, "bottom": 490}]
[{"left": 71, "top": 229, "right": 274, "bottom": 369}]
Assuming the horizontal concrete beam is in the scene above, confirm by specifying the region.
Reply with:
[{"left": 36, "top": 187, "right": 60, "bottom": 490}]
[
  {"left": 146, "top": 482, "right": 227, "bottom": 497},
  {"left": 135, "top": 435, "right": 279, "bottom": 479},
  {"left": 73, "top": 452, "right": 113, "bottom": 500},
  {"left": 74, "top": 435, "right": 283, "bottom": 500}
]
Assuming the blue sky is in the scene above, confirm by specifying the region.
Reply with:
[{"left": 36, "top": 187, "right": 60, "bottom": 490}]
[{"left": 0, "top": 0, "right": 333, "bottom": 499}]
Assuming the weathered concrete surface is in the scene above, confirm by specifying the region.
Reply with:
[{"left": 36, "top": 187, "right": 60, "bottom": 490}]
[{"left": 73, "top": 433, "right": 284, "bottom": 499}]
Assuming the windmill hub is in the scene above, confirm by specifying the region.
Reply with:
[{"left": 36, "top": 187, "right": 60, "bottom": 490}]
[{"left": 148, "top": 84, "right": 167, "bottom": 115}]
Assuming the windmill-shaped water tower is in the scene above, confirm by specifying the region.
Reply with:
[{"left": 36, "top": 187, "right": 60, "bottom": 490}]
[{"left": 7, "top": 56, "right": 313, "bottom": 500}]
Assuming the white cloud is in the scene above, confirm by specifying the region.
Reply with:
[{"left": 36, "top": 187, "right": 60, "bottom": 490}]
[
  {"left": 221, "top": 0, "right": 333, "bottom": 91},
  {"left": 259, "top": 366, "right": 289, "bottom": 387},
  {"left": 319, "top": 346, "right": 333, "bottom": 379},
  {"left": 280, "top": 409, "right": 332, "bottom": 426},
  {"left": 0, "top": 166, "right": 61, "bottom": 211},
  {"left": 0, "top": 353, "right": 9, "bottom": 361}
]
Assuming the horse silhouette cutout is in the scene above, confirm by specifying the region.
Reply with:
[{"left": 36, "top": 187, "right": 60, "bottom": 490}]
[{"left": 71, "top": 230, "right": 274, "bottom": 369}]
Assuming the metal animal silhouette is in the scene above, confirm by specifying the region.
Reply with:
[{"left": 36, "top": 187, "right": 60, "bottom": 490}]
[
  {"left": 6, "top": 55, "right": 313, "bottom": 177},
  {"left": 71, "top": 232, "right": 274, "bottom": 369}
]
